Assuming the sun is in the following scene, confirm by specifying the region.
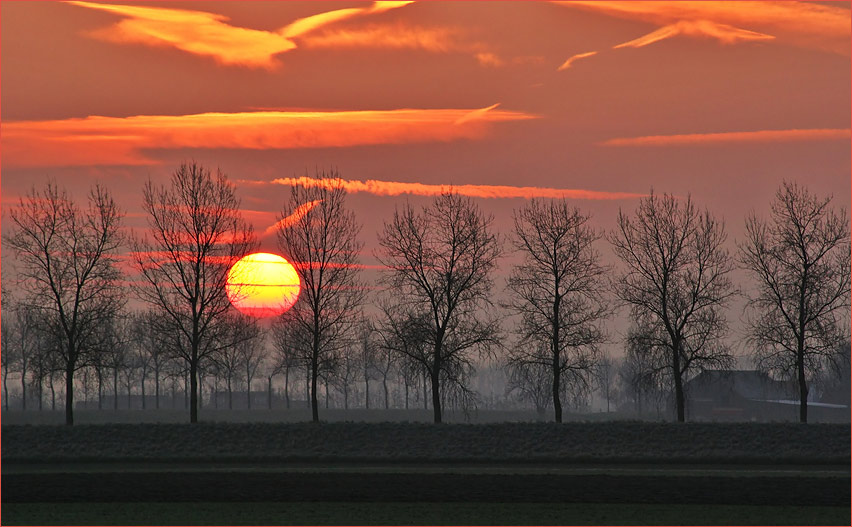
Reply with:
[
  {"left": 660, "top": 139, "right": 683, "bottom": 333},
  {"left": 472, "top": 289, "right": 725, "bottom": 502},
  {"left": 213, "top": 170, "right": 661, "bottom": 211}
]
[{"left": 226, "top": 252, "right": 301, "bottom": 318}]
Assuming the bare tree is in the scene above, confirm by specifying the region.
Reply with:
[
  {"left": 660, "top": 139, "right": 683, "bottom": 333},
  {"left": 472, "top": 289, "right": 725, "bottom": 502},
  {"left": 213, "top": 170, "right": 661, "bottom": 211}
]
[
  {"left": 506, "top": 199, "right": 609, "bottom": 422},
  {"left": 609, "top": 191, "right": 735, "bottom": 422},
  {"left": 505, "top": 358, "right": 552, "bottom": 417},
  {"left": 132, "top": 309, "right": 173, "bottom": 409},
  {"left": 212, "top": 313, "right": 261, "bottom": 409},
  {"left": 5, "top": 181, "right": 124, "bottom": 425},
  {"left": 378, "top": 191, "right": 500, "bottom": 423},
  {"left": 1, "top": 289, "right": 18, "bottom": 411},
  {"left": 270, "top": 317, "right": 307, "bottom": 409},
  {"left": 594, "top": 352, "right": 617, "bottom": 413},
  {"left": 277, "top": 171, "right": 363, "bottom": 422},
  {"left": 356, "top": 319, "right": 379, "bottom": 409},
  {"left": 619, "top": 321, "right": 673, "bottom": 417},
  {"left": 11, "top": 302, "right": 41, "bottom": 410},
  {"left": 331, "top": 347, "right": 358, "bottom": 410},
  {"left": 739, "top": 181, "right": 850, "bottom": 422},
  {"left": 133, "top": 162, "right": 255, "bottom": 422}
]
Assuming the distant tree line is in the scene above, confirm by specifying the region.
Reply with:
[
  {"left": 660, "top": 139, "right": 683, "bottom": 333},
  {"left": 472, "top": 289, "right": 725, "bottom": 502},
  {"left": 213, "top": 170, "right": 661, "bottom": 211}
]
[{"left": 3, "top": 163, "right": 849, "bottom": 424}]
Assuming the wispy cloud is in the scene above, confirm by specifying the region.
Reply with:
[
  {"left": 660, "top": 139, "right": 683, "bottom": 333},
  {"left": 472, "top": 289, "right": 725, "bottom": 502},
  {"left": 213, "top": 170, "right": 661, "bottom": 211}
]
[
  {"left": 557, "top": 51, "right": 598, "bottom": 71},
  {"left": 613, "top": 20, "right": 774, "bottom": 49},
  {"left": 263, "top": 200, "right": 323, "bottom": 237},
  {"left": 263, "top": 176, "right": 644, "bottom": 200},
  {"left": 300, "top": 23, "right": 456, "bottom": 52},
  {"left": 1, "top": 106, "right": 537, "bottom": 167},
  {"left": 557, "top": 1, "right": 850, "bottom": 54},
  {"left": 68, "top": 1, "right": 412, "bottom": 68},
  {"left": 600, "top": 128, "right": 852, "bottom": 147}
]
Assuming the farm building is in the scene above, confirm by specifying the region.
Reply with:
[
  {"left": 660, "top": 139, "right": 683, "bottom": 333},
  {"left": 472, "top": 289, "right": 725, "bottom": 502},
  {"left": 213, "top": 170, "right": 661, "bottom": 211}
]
[{"left": 684, "top": 370, "right": 849, "bottom": 422}]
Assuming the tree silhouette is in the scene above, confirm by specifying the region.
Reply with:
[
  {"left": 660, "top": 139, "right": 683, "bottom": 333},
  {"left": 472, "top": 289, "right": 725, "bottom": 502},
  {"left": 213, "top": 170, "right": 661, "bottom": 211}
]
[
  {"left": 378, "top": 191, "right": 501, "bottom": 423},
  {"left": 132, "top": 162, "right": 255, "bottom": 423},
  {"left": 609, "top": 191, "right": 734, "bottom": 422},
  {"left": 740, "top": 181, "right": 850, "bottom": 422},
  {"left": 506, "top": 199, "right": 609, "bottom": 422},
  {"left": 277, "top": 171, "right": 363, "bottom": 422},
  {"left": 5, "top": 181, "right": 124, "bottom": 424}
]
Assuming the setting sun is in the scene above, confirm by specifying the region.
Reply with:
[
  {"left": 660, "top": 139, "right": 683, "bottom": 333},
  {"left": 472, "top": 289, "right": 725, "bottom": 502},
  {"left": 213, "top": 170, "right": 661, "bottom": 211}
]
[{"left": 226, "top": 252, "right": 300, "bottom": 318}]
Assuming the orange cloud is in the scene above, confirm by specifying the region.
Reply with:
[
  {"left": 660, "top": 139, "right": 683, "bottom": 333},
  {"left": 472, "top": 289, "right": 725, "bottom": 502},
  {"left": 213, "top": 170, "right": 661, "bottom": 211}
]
[
  {"left": 301, "top": 23, "right": 512, "bottom": 68},
  {"left": 301, "top": 23, "right": 456, "bottom": 52},
  {"left": 600, "top": 128, "right": 852, "bottom": 147},
  {"left": 266, "top": 176, "right": 644, "bottom": 200},
  {"left": 1, "top": 106, "right": 537, "bottom": 167},
  {"left": 558, "top": 1, "right": 850, "bottom": 54},
  {"left": 613, "top": 19, "right": 774, "bottom": 49},
  {"left": 263, "top": 200, "right": 323, "bottom": 237},
  {"left": 557, "top": 51, "right": 598, "bottom": 71},
  {"left": 68, "top": 1, "right": 413, "bottom": 68}
]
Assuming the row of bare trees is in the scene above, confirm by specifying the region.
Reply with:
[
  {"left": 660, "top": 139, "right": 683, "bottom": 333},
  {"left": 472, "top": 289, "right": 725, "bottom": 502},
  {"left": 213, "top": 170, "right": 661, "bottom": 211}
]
[{"left": 4, "top": 161, "right": 849, "bottom": 424}]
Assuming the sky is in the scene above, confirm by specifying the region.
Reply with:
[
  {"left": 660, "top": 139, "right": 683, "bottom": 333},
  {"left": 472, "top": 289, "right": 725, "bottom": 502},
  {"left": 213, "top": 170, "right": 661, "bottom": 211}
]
[{"left": 1, "top": 1, "right": 850, "bottom": 349}]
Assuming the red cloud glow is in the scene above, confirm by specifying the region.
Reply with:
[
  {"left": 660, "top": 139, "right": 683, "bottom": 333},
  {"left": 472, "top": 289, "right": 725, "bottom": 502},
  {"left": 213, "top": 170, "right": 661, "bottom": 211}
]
[
  {"left": 68, "top": 1, "right": 413, "bottom": 68},
  {"left": 267, "top": 176, "right": 644, "bottom": 200},
  {"left": 600, "top": 128, "right": 852, "bottom": 147},
  {"left": 1, "top": 106, "right": 537, "bottom": 167}
]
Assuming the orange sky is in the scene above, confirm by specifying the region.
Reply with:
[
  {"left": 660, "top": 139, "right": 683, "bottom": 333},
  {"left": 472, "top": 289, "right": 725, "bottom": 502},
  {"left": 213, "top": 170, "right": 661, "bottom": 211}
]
[{"left": 2, "top": 1, "right": 850, "bottom": 314}]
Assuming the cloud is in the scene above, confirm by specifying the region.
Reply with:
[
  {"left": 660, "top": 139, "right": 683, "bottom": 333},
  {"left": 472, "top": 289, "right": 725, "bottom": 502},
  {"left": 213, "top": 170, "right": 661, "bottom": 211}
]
[
  {"left": 263, "top": 200, "right": 323, "bottom": 237},
  {"left": 600, "top": 128, "right": 852, "bottom": 147},
  {"left": 300, "top": 23, "right": 513, "bottom": 68},
  {"left": 300, "top": 23, "right": 456, "bottom": 52},
  {"left": 557, "top": 1, "right": 850, "bottom": 55},
  {"left": 1, "top": 106, "right": 537, "bottom": 167},
  {"left": 264, "top": 176, "right": 644, "bottom": 200},
  {"left": 557, "top": 51, "right": 598, "bottom": 71},
  {"left": 613, "top": 19, "right": 774, "bottom": 49},
  {"left": 68, "top": 1, "right": 412, "bottom": 68}
]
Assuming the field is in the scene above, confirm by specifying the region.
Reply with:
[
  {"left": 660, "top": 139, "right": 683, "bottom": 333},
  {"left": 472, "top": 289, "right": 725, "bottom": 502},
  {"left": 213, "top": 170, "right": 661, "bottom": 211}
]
[{"left": 2, "top": 421, "right": 849, "bottom": 525}]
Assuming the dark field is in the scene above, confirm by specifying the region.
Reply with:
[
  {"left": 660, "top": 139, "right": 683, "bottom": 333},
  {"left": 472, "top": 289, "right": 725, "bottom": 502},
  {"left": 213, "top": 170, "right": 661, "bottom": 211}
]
[
  {"left": 2, "top": 502, "right": 848, "bottom": 526},
  {"left": 3, "top": 421, "right": 849, "bottom": 464},
  {"left": 2, "top": 422, "right": 849, "bottom": 526}
]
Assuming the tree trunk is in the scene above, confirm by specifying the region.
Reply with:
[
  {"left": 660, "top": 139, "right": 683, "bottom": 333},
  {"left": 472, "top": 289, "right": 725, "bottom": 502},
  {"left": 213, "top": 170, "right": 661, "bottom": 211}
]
[
  {"left": 552, "top": 350, "right": 562, "bottom": 423},
  {"left": 154, "top": 366, "right": 160, "bottom": 410},
  {"left": 422, "top": 370, "right": 428, "bottom": 410},
  {"left": 365, "top": 376, "right": 370, "bottom": 409},
  {"left": 50, "top": 373, "right": 56, "bottom": 411},
  {"left": 672, "top": 347, "right": 685, "bottom": 422},
  {"left": 431, "top": 362, "right": 442, "bottom": 423},
  {"left": 21, "top": 365, "right": 27, "bottom": 411},
  {"left": 112, "top": 369, "right": 118, "bottom": 410},
  {"left": 4, "top": 369, "right": 9, "bottom": 411},
  {"left": 65, "top": 362, "right": 75, "bottom": 425},
  {"left": 127, "top": 378, "right": 132, "bottom": 409},
  {"left": 797, "top": 348, "right": 808, "bottom": 423},
  {"left": 37, "top": 376, "right": 43, "bottom": 411},
  {"left": 227, "top": 376, "right": 233, "bottom": 410},
  {"left": 141, "top": 371, "right": 147, "bottom": 410},
  {"left": 284, "top": 368, "right": 290, "bottom": 409},
  {"left": 189, "top": 358, "right": 198, "bottom": 423},
  {"left": 404, "top": 375, "right": 409, "bottom": 410},
  {"left": 383, "top": 377, "right": 389, "bottom": 410},
  {"left": 311, "top": 358, "right": 319, "bottom": 421},
  {"left": 268, "top": 376, "right": 273, "bottom": 410}
]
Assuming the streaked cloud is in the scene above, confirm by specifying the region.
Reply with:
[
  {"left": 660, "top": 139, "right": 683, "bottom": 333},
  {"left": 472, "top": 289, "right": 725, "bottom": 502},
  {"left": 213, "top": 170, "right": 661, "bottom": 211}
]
[
  {"left": 68, "top": 1, "right": 413, "bottom": 68},
  {"left": 301, "top": 23, "right": 456, "bottom": 52},
  {"left": 264, "top": 176, "right": 644, "bottom": 200},
  {"left": 557, "top": 51, "right": 598, "bottom": 71},
  {"left": 613, "top": 20, "right": 774, "bottom": 49},
  {"left": 557, "top": 1, "right": 850, "bottom": 54},
  {"left": 1, "top": 106, "right": 537, "bottom": 167},
  {"left": 600, "top": 128, "right": 852, "bottom": 147},
  {"left": 263, "top": 200, "right": 323, "bottom": 237}
]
